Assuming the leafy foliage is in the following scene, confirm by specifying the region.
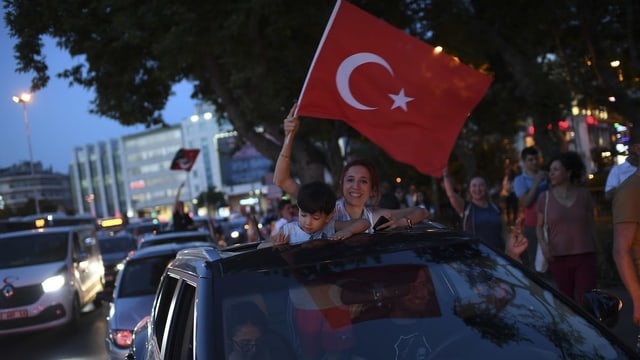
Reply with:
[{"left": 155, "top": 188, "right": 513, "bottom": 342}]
[{"left": 4, "top": 0, "right": 639, "bottom": 186}]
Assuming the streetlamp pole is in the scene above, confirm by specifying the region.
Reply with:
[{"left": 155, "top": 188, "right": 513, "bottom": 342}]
[{"left": 12, "top": 92, "right": 40, "bottom": 214}]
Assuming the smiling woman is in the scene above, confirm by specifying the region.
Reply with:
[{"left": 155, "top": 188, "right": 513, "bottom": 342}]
[{"left": 272, "top": 103, "right": 429, "bottom": 234}]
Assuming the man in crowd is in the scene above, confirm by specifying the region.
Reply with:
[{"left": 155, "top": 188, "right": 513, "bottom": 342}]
[
  {"left": 612, "top": 126, "right": 640, "bottom": 351},
  {"left": 513, "top": 146, "right": 548, "bottom": 270}
]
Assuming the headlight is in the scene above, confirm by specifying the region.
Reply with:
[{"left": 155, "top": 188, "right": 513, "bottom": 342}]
[
  {"left": 109, "top": 329, "right": 133, "bottom": 349},
  {"left": 42, "top": 274, "right": 65, "bottom": 292},
  {"left": 231, "top": 230, "right": 239, "bottom": 239},
  {"left": 116, "top": 262, "right": 125, "bottom": 271}
]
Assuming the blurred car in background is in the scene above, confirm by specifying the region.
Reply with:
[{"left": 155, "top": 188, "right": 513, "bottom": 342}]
[
  {"left": 136, "top": 230, "right": 215, "bottom": 250},
  {"left": 0, "top": 225, "right": 104, "bottom": 335},
  {"left": 124, "top": 220, "right": 166, "bottom": 240},
  {"left": 97, "top": 232, "right": 137, "bottom": 290},
  {"left": 102, "top": 241, "right": 210, "bottom": 360},
  {"left": 219, "top": 217, "right": 251, "bottom": 245}
]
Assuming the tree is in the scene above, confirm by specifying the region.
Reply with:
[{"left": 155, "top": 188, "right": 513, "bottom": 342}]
[{"left": 5, "top": 0, "right": 638, "bottom": 186}]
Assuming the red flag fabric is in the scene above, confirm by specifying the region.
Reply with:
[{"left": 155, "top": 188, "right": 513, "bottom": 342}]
[
  {"left": 170, "top": 148, "right": 200, "bottom": 171},
  {"left": 296, "top": 0, "right": 493, "bottom": 176}
]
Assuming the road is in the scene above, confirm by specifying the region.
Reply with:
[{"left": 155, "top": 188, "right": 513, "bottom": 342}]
[{"left": 0, "top": 303, "right": 109, "bottom": 360}]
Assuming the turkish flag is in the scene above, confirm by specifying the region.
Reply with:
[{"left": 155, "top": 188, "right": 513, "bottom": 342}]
[
  {"left": 170, "top": 148, "right": 200, "bottom": 171},
  {"left": 296, "top": 0, "right": 493, "bottom": 176}
]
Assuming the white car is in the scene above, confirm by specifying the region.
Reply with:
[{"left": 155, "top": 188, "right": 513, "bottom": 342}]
[{"left": 0, "top": 225, "right": 104, "bottom": 335}]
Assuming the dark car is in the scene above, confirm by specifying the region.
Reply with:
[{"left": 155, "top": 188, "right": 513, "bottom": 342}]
[
  {"left": 97, "top": 232, "right": 138, "bottom": 289},
  {"left": 127, "top": 223, "right": 635, "bottom": 359},
  {"left": 102, "top": 241, "right": 211, "bottom": 360},
  {"left": 136, "top": 230, "right": 215, "bottom": 250}
]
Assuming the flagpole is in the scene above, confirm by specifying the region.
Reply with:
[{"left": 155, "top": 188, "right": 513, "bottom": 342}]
[{"left": 295, "top": 0, "right": 342, "bottom": 117}]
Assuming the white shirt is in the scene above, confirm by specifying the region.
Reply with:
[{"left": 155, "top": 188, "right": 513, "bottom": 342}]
[
  {"left": 605, "top": 160, "right": 637, "bottom": 193},
  {"left": 280, "top": 221, "right": 335, "bottom": 245}
]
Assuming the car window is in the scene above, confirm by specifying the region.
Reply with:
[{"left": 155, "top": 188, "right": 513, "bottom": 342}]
[
  {"left": 153, "top": 274, "right": 179, "bottom": 347},
  {"left": 213, "top": 244, "right": 631, "bottom": 359},
  {"left": 0, "top": 232, "right": 68, "bottom": 268},
  {"left": 164, "top": 281, "right": 196, "bottom": 360},
  {"left": 98, "top": 235, "right": 137, "bottom": 254},
  {"left": 118, "top": 255, "right": 175, "bottom": 298}
]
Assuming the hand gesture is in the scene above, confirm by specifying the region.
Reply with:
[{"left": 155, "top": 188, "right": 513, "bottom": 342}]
[{"left": 506, "top": 217, "right": 528, "bottom": 260}]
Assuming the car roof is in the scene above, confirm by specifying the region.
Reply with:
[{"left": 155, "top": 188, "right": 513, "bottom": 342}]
[
  {"left": 127, "top": 241, "right": 213, "bottom": 261},
  {"left": 0, "top": 224, "right": 95, "bottom": 238},
  {"left": 141, "top": 230, "right": 211, "bottom": 240},
  {"left": 168, "top": 223, "right": 471, "bottom": 276}
]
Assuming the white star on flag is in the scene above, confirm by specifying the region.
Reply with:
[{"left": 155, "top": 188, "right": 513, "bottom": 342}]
[{"left": 389, "top": 89, "right": 414, "bottom": 111}]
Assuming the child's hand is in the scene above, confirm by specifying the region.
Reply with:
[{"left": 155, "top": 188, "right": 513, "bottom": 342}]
[
  {"left": 270, "top": 230, "right": 291, "bottom": 246},
  {"left": 328, "top": 229, "right": 352, "bottom": 241}
]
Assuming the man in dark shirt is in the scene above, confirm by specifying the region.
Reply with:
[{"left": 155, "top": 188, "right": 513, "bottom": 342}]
[{"left": 173, "top": 182, "right": 194, "bottom": 231}]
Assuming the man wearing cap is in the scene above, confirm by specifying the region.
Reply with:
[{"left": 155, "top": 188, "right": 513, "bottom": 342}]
[
  {"left": 605, "top": 127, "right": 640, "bottom": 200},
  {"left": 612, "top": 125, "right": 640, "bottom": 350}
]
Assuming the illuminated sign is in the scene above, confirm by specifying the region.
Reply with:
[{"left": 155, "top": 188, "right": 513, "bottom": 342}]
[{"left": 100, "top": 218, "right": 124, "bottom": 228}]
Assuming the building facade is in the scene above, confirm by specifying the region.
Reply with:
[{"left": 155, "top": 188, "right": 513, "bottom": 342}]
[
  {"left": 121, "top": 125, "right": 186, "bottom": 220},
  {"left": 0, "top": 161, "right": 73, "bottom": 212},
  {"left": 70, "top": 139, "right": 127, "bottom": 217}
]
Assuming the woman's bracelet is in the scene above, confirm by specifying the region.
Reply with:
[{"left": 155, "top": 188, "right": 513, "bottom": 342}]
[{"left": 403, "top": 216, "right": 412, "bottom": 229}]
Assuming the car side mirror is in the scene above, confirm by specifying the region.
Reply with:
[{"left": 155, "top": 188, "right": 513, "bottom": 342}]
[{"left": 582, "top": 289, "right": 622, "bottom": 328}]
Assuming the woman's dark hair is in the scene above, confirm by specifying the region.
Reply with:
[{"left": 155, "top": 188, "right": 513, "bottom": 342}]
[
  {"left": 339, "top": 158, "right": 380, "bottom": 205},
  {"left": 548, "top": 151, "right": 586, "bottom": 185}
]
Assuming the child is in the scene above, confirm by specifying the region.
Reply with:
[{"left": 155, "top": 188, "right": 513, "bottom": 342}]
[{"left": 270, "top": 181, "right": 369, "bottom": 245}]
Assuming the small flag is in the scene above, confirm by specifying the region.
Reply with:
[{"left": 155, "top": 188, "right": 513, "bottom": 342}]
[{"left": 170, "top": 148, "right": 200, "bottom": 171}]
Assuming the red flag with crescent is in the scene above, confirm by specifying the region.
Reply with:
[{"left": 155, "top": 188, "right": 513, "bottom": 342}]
[
  {"left": 170, "top": 148, "right": 200, "bottom": 171},
  {"left": 296, "top": 0, "right": 493, "bottom": 176}
]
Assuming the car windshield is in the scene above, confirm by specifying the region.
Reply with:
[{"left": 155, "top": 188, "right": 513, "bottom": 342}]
[
  {"left": 98, "top": 235, "right": 136, "bottom": 254},
  {"left": 0, "top": 233, "right": 68, "bottom": 268},
  {"left": 117, "top": 255, "right": 175, "bottom": 298},
  {"left": 214, "top": 243, "right": 631, "bottom": 359}
]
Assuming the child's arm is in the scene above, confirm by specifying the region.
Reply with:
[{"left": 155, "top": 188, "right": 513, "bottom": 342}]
[{"left": 331, "top": 219, "right": 370, "bottom": 240}]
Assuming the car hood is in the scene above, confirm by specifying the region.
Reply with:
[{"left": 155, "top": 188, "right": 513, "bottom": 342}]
[
  {"left": 0, "top": 262, "right": 65, "bottom": 286},
  {"left": 110, "top": 295, "right": 156, "bottom": 330}
]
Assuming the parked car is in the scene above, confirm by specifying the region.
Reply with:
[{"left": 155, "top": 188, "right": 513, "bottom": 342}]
[
  {"left": 0, "top": 225, "right": 104, "bottom": 335},
  {"left": 97, "top": 232, "right": 138, "bottom": 289},
  {"left": 126, "top": 222, "right": 635, "bottom": 359},
  {"left": 102, "top": 241, "right": 211, "bottom": 360},
  {"left": 136, "top": 230, "right": 215, "bottom": 250}
]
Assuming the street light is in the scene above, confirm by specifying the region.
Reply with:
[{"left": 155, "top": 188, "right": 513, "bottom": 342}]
[{"left": 12, "top": 92, "right": 40, "bottom": 214}]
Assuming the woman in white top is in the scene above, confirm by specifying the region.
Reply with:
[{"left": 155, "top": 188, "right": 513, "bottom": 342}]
[{"left": 273, "top": 103, "right": 429, "bottom": 233}]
